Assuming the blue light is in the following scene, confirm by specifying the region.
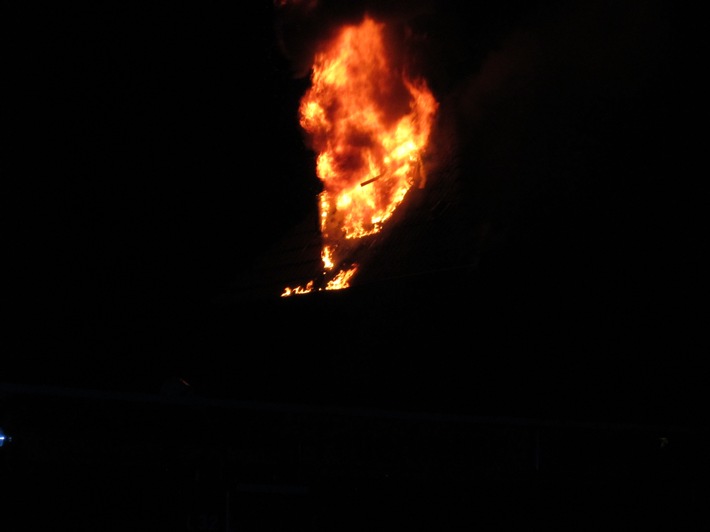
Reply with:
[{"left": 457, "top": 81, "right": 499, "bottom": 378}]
[{"left": 0, "top": 427, "right": 8, "bottom": 447}]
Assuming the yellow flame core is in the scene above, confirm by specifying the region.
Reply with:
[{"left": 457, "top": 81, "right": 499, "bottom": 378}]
[{"left": 282, "top": 15, "right": 438, "bottom": 297}]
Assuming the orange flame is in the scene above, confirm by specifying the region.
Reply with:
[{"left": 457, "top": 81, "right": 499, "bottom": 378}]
[{"left": 282, "top": 15, "right": 438, "bottom": 297}]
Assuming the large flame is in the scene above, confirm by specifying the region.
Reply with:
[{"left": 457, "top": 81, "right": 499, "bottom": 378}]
[{"left": 282, "top": 15, "right": 438, "bottom": 297}]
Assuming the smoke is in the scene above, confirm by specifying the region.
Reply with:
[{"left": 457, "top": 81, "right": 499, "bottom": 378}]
[
  {"left": 273, "top": 0, "right": 673, "bottom": 260},
  {"left": 444, "top": 0, "right": 672, "bottom": 216}
]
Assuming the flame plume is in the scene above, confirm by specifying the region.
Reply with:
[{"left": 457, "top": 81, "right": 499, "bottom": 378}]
[{"left": 282, "top": 15, "right": 438, "bottom": 297}]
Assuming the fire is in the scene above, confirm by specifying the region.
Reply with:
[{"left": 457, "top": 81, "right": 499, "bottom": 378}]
[{"left": 282, "top": 15, "right": 438, "bottom": 297}]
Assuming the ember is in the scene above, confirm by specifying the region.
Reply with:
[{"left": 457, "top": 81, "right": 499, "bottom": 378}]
[{"left": 283, "top": 14, "right": 438, "bottom": 296}]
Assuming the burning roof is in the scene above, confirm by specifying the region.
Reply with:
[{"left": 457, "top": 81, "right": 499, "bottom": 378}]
[{"left": 225, "top": 0, "right": 674, "bottom": 307}]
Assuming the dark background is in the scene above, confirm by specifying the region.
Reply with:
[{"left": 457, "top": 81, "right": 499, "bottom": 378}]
[
  {"left": 7, "top": 0, "right": 702, "bottom": 417},
  {"left": 4, "top": 1, "right": 707, "bottom": 529},
  {"left": 8, "top": 1, "right": 315, "bottom": 388}
]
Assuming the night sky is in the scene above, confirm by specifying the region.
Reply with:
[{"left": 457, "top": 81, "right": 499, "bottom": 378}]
[
  {"left": 9, "top": 2, "right": 314, "bottom": 385},
  {"left": 7, "top": 1, "right": 703, "bottom": 423}
]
